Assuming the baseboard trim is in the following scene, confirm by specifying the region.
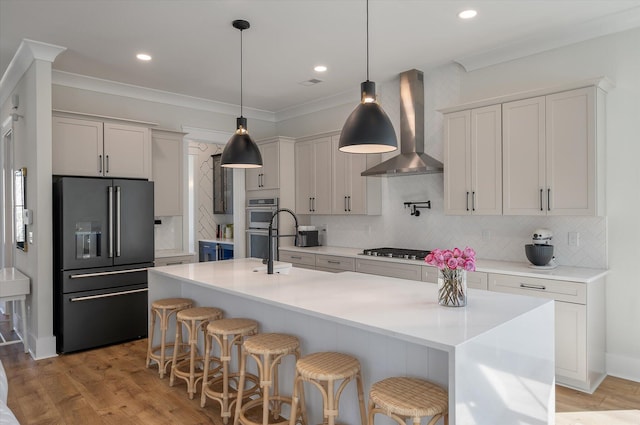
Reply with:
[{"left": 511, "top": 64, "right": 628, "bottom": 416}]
[
  {"left": 606, "top": 352, "right": 640, "bottom": 383},
  {"left": 29, "top": 335, "right": 57, "bottom": 360}
]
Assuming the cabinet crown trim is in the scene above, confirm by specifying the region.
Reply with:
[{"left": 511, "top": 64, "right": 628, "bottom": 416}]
[
  {"left": 53, "top": 109, "right": 158, "bottom": 126},
  {"left": 438, "top": 76, "right": 614, "bottom": 114}
]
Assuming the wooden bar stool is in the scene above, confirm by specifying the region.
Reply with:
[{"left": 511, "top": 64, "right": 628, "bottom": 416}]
[
  {"left": 234, "top": 333, "right": 304, "bottom": 425},
  {"left": 146, "top": 297, "right": 193, "bottom": 378},
  {"left": 368, "top": 377, "right": 448, "bottom": 425},
  {"left": 289, "top": 351, "right": 366, "bottom": 425},
  {"left": 169, "top": 306, "right": 224, "bottom": 399},
  {"left": 201, "top": 318, "right": 261, "bottom": 424}
]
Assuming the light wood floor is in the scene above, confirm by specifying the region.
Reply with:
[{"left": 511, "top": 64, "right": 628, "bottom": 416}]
[{"left": 1, "top": 335, "right": 640, "bottom": 424}]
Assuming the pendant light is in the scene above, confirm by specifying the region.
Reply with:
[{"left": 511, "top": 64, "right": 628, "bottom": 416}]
[
  {"left": 221, "top": 19, "right": 263, "bottom": 168},
  {"left": 338, "top": 0, "right": 398, "bottom": 154}
]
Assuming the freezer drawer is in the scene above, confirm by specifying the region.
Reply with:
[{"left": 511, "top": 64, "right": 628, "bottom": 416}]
[
  {"left": 56, "top": 283, "right": 148, "bottom": 353},
  {"left": 60, "top": 264, "right": 151, "bottom": 294}
]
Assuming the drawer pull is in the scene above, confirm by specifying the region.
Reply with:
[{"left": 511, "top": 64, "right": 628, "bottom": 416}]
[
  {"left": 327, "top": 260, "right": 341, "bottom": 264},
  {"left": 165, "top": 261, "right": 183, "bottom": 266},
  {"left": 291, "top": 255, "right": 302, "bottom": 260},
  {"left": 70, "top": 268, "right": 149, "bottom": 279},
  {"left": 520, "top": 283, "right": 546, "bottom": 291},
  {"left": 70, "top": 288, "right": 148, "bottom": 302}
]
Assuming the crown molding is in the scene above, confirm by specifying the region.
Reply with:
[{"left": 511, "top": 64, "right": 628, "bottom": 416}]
[
  {"left": 52, "top": 70, "right": 276, "bottom": 123},
  {"left": 456, "top": 7, "right": 640, "bottom": 72},
  {"left": 0, "top": 39, "right": 66, "bottom": 106},
  {"left": 181, "top": 125, "right": 231, "bottom": 144},
  {"left": 274, "top": 87, "right": 358, "bottom": 122}
]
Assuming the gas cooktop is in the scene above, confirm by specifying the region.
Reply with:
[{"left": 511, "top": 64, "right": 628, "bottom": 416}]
[{"left": 360, "top": 247, "right": 431, "bottom": 261}]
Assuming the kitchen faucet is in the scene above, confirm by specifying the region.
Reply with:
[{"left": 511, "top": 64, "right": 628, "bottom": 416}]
[{"left": 267, "top": 208, "right": 299, "bottom": 274}]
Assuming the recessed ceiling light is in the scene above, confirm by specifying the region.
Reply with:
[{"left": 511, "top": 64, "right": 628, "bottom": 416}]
[
  {"left": 136, "top": 53, "right": 152, "bottom": 61},
  {"left": 314, "top": 65, "right": 328, "bottom": 72},
  {"left": 458, "top": 9, "right": 477, "bottom": 19}
]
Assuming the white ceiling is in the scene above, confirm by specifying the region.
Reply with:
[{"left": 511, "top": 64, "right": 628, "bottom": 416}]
[{"left": 2, "top": 0, "right": 640, "bottom": 114}]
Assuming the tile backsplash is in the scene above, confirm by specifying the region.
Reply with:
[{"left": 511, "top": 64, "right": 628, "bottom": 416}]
[{"left": 154, "top": 216, "right": 183, "bottom": 251}]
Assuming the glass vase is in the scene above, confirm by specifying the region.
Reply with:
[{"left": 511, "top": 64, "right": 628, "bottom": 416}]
[{"left": 438, "top": 269, "right": 467, "bottom": 307}]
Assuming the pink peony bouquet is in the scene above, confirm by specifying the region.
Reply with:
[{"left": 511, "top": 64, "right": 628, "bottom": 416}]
[{"left": 425, "top": 247, "right": 476, "bottom": 271}]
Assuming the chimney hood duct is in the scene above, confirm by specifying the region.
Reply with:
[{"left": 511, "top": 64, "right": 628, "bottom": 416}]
[{"left": 361, "top": 69, "right": 444, "bottom": 176}]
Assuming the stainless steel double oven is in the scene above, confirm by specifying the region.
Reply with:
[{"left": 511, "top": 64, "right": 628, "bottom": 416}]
[{"left": 246, "top": 197, "right": 278, "bottom": 261}]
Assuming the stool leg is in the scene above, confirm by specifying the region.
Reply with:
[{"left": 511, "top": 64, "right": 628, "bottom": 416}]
[
  {"left": 262, "top": 353, "right": 272, "bottom": 425},
  {"left": 367, "top": 401, "right": 376, "bottom": 425},
  {"left": 200, "top": 332, "right": 213, "bottom": 408},
  {"left": 159, "top": 309, "right": 169, "bottom": 378},
  {"left": 169, "top": 317, "right": 183, "bottom": 386},
  {"left": 355, "top": 371, "right": 367, "bottom": 425},
  {"left": 221, "top": 335, "right": 231, "bottom": 424},
  {"left": 187, "top": 319, "right": 198, "bottom": 398},
  {"left": 289, "top": 374, "right": 300, "bottom": 425},
  {"left": 327, "top": 378, "right": 335, "bottom": 425},
  {"left": 233, "top": 347, "right": 248, "bottom": 425},
  {"left": 146, "top": 308, "right": 157, "bottom": 368}
]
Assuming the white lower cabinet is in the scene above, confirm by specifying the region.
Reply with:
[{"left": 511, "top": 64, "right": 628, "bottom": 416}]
[
  {"left": 422, "top": 266, "right": 488, "bottom": 290},
  {"left": 488, "top": 273, "right": 605, "bottom": 393},
  {"left": 356, "top": 259, "right": 422, "bottom": 281},
  {"left": 154, "top": 254, "right": 196, "bottom": 267}
]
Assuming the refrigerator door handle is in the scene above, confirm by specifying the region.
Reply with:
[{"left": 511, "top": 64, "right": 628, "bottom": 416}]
[
  {"left": 70, "top": 288, "right": 148, "bottom": 302},
  {"left": 69, "top": 267, "right": 149, "bottom": 279},
  {"left": 108, "top": 186, "right": 114, "bottom": 258},
  {"left": 116, "top": 186, "right": 121, "bottom": 257}
]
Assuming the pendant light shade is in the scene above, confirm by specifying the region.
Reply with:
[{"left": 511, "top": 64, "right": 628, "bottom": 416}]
[
  {"left": 221, "top": 19, "right": 263, "bottom": 168},
  {"left": 339, "top": 0, "right": 397, "bottom": 154}
]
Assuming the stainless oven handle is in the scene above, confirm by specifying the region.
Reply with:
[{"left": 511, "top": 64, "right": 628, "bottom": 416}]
[
  {"left": 70, "top": 288, "right": 148, "bottom": 302},
  {"left": 69, "top": 268, "right": 149, "bottom": 279}
]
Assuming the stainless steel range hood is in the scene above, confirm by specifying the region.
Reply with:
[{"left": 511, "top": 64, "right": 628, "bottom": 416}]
[{"left": 361, "top": 69, "right": 444, "bottom": 176}]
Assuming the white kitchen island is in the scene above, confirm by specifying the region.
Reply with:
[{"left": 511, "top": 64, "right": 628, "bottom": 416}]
[{"left": 148, "top": 258, "right": 555, "bottom": 425}]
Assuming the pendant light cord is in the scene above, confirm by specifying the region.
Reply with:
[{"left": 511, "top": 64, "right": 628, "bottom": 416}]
[
  {"left": 366, "top": 0, "right": 369, "bottom": 82},
  {"left": 240, "top": 27, "right": 244, "bottom": 118}
]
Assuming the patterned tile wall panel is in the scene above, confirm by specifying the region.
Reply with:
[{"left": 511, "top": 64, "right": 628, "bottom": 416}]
[{"left": 311, "top": 63, "right": 607, "bottom": 269}]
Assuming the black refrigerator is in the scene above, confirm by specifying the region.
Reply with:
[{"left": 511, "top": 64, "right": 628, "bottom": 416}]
[{"left": 53, "top": 177, "right": 154, "bottom": 353}]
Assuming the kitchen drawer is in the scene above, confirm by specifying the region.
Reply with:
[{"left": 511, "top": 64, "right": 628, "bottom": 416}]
[
  {"left": 315, "top": 255, "right": 355, "bottom": 272},
  {"left": 279, "top": 250, "right": 316, "bottom": 267},
  {"left": 357, "top": 259, "right": 422, "bottom": 281},
  {"left": 488, "top": 273, "right": 586, "bottom": 304},
  {"left": 155, "top": 254, "right": 195, "bottom": 267}
]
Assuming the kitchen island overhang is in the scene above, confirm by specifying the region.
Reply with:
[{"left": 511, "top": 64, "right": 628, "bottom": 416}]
[{"left": 149, "top": 258, "right": 555, "bottom": 424}]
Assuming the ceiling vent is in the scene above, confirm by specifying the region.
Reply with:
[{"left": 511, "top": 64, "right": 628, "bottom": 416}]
[{"left": 299, "top": 78, "right": 323, "bottom": 86}]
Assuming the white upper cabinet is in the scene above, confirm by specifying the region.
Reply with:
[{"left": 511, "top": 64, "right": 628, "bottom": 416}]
[
  {"left": 503, "top": 87, "right": 602, "bottom": 216},
  {"left": 52, "top": 115, "right": 151, "bottom": 179},
  {"left": 444, "top": 105, "right": 502, "bottom": 215},
  {"left": 331, "top": 134, "right": 381, "bottom": 215},
  {"left": 295, "top": 136, "right": 332, "bottom": 214},
  {"left": 246, "top": 140, "right": 279, "bottom": 191},
  {"left": 152, "top": 129, "right": 184, "bottom": 217}
]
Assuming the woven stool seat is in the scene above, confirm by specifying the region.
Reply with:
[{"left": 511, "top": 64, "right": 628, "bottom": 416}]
[
  {"left": 234, "top": 333, "right": 304, "bottom": 425},
  {"left": 152, "top": 297, "right": 193, "bottom": 310},
  {"left": 177, "top": 306, "right": 223, "bottom": 322},
  {"left": 289, "top": 351, "right": 366, "bottom": 425},
  {"left": 202, "top": 318, "right": 260, "bottom": 424},
  {"left": 146, "top": 297, "right": 194, "bottom": 378},
  {"left": 296, "top": 352, "right": 361, "bottom": 381},
  {"left": 243, "top": 333, "right": 300, "bottom": 356},
  {"left": 207, "top": 318, "right": 259, "bottom": 336},
  {"left": 170, "top": 306, "right": 224, "bottom": 399},
  {"left": 368, "top": 377, "right": 448, "bottom": 425}
]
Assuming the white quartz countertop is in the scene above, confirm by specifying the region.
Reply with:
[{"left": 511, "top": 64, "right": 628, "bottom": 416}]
[
  {"left": 0, "top": 267, "right": 30, "bottom": 297},
  {"left": 149, "top": 258, "right": 550, "bottom": 351},
  {"left": 155, "top": 249, "right": 196, "bottom": 259},
  {"left": 199, "top": 238, "right": 234, "bottom": 245},
  {"left": 279, "top": 245, "right": 608, "bottom": 283}
]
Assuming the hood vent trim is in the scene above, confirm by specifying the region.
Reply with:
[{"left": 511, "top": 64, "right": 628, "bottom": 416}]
[{"left": 361, "top": 69, "right": 443, "bottom": 177}]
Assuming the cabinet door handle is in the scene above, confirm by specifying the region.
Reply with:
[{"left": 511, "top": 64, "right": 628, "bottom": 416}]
[
  {"left": 309, "top": 197, "right": 312, "bottom": 212},
  {"left": 472, "top": 191, "right": 476, "bottom": 212},
  {"left": 540, "top": 189, "right": 544, "bottom": 211},
  {"left": 106, "top": 155, "right": 110, "bottom": 173},
  {"left": 327, "top": 260, "right": 341, "bottom": 264},
  {"left": 547, "top": 188, "right": 551, "bottom": 211},
  {"left": 165, "top": 261, "right": 184, "bottom": 266},
  {"left": 520, "top": 283, "right": 546, "bottom": 291},
  {"left": 466, "top": 191, "right": 470, "bottom": 211},
  {"left": 98, "top": 154, "right": 103, "bottom": 173},
  {"left": 348, "top": 195, "right": 351, "bottom": 212},
  {"left": 312, "top": 197, "right": 315, "bottom": 212},
  {"left": 344, "top": 196, "right": 348, "bottom": 212}
]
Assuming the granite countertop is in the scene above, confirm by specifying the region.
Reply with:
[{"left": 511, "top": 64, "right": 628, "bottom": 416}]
[{"left": 278, "top": 245, "right": 608, "bottom": 283}]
